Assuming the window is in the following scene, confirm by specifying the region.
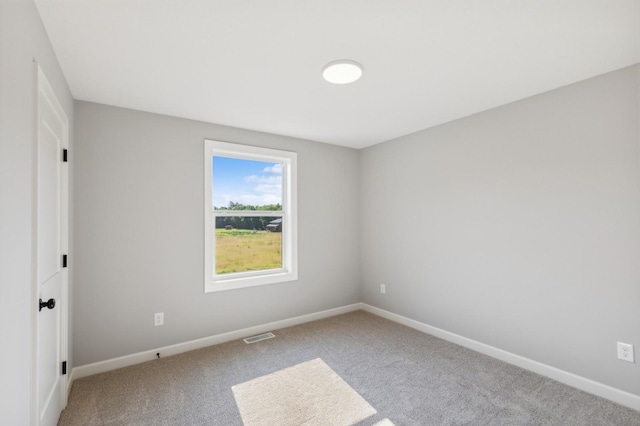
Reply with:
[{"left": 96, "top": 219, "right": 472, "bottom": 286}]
[{"left": 204, "top": 140, "right": 297, "bottom": 292}]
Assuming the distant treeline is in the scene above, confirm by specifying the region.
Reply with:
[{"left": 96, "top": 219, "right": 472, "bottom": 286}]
[{"left": 214, "top": 202, "right": 281, "bottom": 230}]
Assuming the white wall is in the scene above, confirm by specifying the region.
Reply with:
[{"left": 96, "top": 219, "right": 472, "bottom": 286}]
[
  {"left": 73, "top": 101, "right": 360, "bottom": 366},
  {"left": 0, "top": 0, "right": 74, "bottom": 423},
  {"left": 360, "top": 65, "right": 640, "bottom": 395}
]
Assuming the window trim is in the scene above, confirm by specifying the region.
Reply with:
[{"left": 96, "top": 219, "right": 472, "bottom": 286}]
[{"left": 204, "top": 140, "right": 298, "bottom": 292}]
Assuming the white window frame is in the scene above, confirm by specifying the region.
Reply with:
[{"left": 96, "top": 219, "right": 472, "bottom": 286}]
[{"left": 204, "top": 140, "right": 298, "bottom": 292}]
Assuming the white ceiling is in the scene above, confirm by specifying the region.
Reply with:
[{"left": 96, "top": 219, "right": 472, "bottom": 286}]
[{"left": 35, "top": 0, "right": 639, "bottom": 149}]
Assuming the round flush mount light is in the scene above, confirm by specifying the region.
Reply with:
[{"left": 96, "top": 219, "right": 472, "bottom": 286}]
[{"left": 322, "top": 60, "right": 363, "bottom": 84}]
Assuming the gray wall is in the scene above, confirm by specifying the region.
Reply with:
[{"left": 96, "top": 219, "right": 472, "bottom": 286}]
[
  {"left": 0, "top": 0, "right": 74, "bottom": 423},
  {"left": 73, "top": 101, "right": 360, "bottom": 366},
  {"left": 9, "top": 3, "right": 638, "bottom": 414},
  {"left": 360, "top": 65, "right": 640, "bottom": 395}
]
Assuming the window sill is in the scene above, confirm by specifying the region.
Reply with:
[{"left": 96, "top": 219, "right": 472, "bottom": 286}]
[{"left": 205, "top": 270, "right": 298, "bottom": 293}]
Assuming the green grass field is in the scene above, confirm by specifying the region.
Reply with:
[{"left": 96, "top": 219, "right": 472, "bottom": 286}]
[{"left": 215, "top": 229, "right": 282, "bottom": 274}]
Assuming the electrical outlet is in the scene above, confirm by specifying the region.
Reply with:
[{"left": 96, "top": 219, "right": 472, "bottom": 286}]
[
  {"left": 380, "top": 283, "right": 386, "bottom": 294},
  {"left": 154, "top": 312, "right": 164, "bottom": 326},
  {"left": 617, "top": 342, "right": 634, "bottom": 363}
]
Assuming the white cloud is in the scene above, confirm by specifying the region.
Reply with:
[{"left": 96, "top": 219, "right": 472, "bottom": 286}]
[
  {"left": 235, "top": 193, "right": 281, "bottom": 206},
  {"left": 263, "top": 163, "right": 282, "bottom": 174},
  {"left": 244, "top": 175, "right": 280, "bottom": 185},
  {"left": 255, "top": 183, "right": 281, "bottom": 194},
  {"left": 214, "top": 186, "right": 282, "bottom": 207}
]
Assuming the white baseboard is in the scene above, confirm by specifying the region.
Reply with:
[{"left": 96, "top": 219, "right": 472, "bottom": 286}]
[
  {"left": 70, "top": 301, "right": 640, "bottom": 412},
  {"left": 360, "top": 303, "right": 640, "bottom": 412},
  {"left": 71, "top": 303, "right": 362, "bottom": 380}
]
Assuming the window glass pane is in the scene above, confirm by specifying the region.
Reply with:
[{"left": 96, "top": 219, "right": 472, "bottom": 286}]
[
  {"left": 215, "top": 217, "right": 283, "bottom": 275},
  {"left": 212, "top": 156, "right": 283, "bottom": 210}
]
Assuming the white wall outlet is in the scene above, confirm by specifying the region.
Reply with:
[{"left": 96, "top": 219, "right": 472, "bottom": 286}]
[
  {"left": 154, "top": 312, "right": 164, "bottom": 326},
  {"left": 617, "top": 342, "right": 634, "bottom": 363},
  {"left": 380, "top": 283, "right": 386, "bottom": 294}
]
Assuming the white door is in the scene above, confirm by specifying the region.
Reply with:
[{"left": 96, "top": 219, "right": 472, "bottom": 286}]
[{"left": 34, "top": 64, "right": 69, "bottom": 426}]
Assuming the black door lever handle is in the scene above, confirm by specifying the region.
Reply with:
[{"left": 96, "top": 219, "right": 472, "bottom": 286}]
[{"left": 39, "top": 298, "right": 55, "bottom": 312}]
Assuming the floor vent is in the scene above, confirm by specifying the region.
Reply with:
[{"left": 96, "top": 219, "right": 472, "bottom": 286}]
[{"left": 243, "top": 332, "right": 275, "bottom": 344}]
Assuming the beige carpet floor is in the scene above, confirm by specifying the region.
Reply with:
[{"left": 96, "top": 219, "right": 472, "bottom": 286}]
[{"left": 59, "top": 311, "right": 640, "bottom": 425}]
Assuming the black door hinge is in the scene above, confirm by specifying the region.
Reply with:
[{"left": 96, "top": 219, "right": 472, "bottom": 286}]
[
  {"left": 62, "top": 149, "right": 68, "bottom": 162},
  {"left": 62, "top": 254, "right": 68, "bottom": 268},
  {"left": 62, "top": 361, "right": 67, "bottom": 375}
]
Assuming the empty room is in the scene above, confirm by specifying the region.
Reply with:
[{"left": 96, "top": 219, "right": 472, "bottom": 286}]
[{"left": 2, "top": 0, "right": 640, "bottom": 425}]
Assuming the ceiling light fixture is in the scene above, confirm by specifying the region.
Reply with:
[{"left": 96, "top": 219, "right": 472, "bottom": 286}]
[{"left": 322, "top": 60, "right": 363, "bottom": 84}]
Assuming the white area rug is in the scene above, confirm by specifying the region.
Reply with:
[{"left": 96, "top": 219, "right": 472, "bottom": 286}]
[{"left": 232, "top": 358, "right": 377, "bottom": 426}]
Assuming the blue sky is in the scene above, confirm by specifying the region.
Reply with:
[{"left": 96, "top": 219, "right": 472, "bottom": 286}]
[{"left": 212, "top": 156, "right": 282, "bottom": 208}]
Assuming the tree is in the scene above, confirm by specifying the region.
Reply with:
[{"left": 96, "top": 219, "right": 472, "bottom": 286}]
[{"left": 214, "top": 202, "right": 282, "bottom": 230}]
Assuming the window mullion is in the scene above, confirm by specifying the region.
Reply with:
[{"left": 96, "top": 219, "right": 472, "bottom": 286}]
[{"left": 213, "top": 210, "right": 283, "bottom": 217}]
